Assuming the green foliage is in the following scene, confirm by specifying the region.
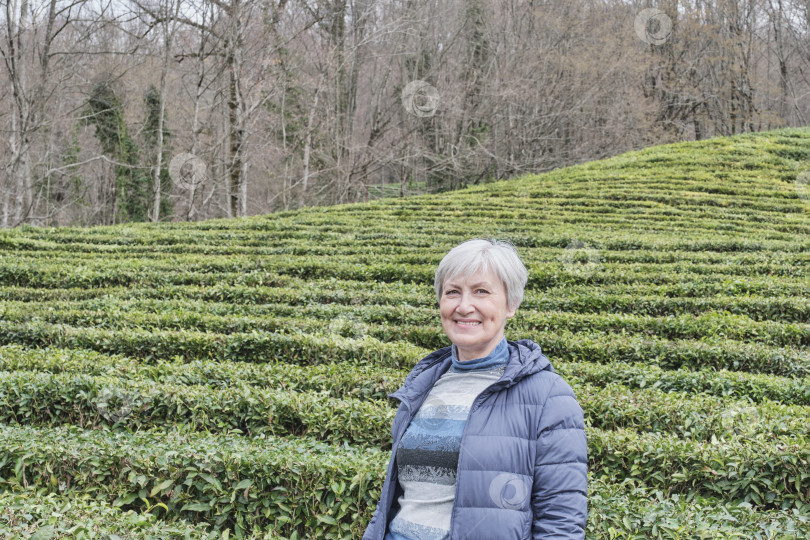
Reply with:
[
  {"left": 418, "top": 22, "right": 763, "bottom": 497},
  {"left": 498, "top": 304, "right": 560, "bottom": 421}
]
[
  {"left": 0, "top": 423, "right": 806, "bottom": 538},
  {"left": 49, "top": 123, "right": 89, "bottom": 219},
  {"left": 0, "top": 127, "right": 809, "bottom": 537},
  {"left": 142, "top": 85, "right": 171, "bottom": 151},
  {"left": 586, "top": 477, "right": 810, "bottom": 539},
  {"left": 0, "top": 488, "right": 215, "bottom": 538},
  {"left": 557, "top": 360, "right": 810, "bottom": 406},
  {"left": 84, "top": 78, "right": 151, "bottom": 223},
  {"left": 0, "top": 423, "right": 387, "bottom": 539},
  {"left": 141, "top": 85, "right": 174, "bottom": 221}
]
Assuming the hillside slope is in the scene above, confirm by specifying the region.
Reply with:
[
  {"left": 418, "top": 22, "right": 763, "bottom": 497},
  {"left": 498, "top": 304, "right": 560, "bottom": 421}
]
[{"left": 0, "top": 128, "right": 808, "bottom": 538}]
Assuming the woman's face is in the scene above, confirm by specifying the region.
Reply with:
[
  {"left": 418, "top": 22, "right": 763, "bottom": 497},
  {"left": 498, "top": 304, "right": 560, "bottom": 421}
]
[{"left": 440, "top": 267, "right": 516, "bottom": 362}]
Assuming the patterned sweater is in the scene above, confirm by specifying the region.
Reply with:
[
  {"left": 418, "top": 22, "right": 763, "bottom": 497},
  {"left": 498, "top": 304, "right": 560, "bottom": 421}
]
[{"left": 384, "top": 337, "right": 510, "bottom": 540}]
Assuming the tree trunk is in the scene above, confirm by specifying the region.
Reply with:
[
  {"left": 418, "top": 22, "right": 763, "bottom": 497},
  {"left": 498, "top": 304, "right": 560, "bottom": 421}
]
[{"left": 151, "top": 0, "right": 178, "bottom": 222}]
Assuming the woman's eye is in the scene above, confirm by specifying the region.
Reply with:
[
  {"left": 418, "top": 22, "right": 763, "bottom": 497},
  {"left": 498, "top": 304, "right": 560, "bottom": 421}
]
[{"left": 476, "top": 289, "right": 489, "bottom": 294}]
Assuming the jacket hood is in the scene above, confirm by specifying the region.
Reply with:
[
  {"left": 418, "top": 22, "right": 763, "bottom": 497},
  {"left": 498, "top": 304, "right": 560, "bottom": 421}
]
[
  {"left": 390, "top": 338, "right": 553, "bottom": 405},
  {"left": 504, "top": 338, "right": 554, "bottom": 382}
]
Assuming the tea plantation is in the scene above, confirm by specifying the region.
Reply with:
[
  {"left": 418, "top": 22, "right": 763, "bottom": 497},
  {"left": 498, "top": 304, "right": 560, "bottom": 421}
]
[{"left": 0, "top": 128, "right": 808, "bottom": 539}]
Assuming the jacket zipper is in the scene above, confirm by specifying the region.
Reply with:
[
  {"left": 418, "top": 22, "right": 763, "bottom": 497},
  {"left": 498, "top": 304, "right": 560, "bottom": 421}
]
[
  {"left": 447, "top": 375, "right": 510, "bottom": 539},
  {"left": 387, "top": 347, "right": 519, "bottom": 538}
]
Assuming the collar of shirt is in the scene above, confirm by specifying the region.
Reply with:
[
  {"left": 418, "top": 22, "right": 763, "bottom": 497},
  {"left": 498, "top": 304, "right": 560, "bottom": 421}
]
[{"left": 450, "top": 336, "right": 509, "bottom": 372}]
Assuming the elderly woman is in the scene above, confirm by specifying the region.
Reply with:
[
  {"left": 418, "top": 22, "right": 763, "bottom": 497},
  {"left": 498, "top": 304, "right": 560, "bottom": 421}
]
[{"left": 363, "top": 238, "right": 588, "bottom": 539}]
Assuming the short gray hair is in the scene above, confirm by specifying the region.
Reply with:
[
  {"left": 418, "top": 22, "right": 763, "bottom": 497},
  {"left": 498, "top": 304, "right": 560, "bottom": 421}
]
[{"left": 434, "top": 238, "right": 529, "bottom": 311}]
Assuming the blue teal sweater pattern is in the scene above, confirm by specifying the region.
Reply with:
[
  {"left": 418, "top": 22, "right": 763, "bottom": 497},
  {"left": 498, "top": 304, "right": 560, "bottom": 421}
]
[{"left": 384, "top": 337, "right": 510, "bottom": 539}]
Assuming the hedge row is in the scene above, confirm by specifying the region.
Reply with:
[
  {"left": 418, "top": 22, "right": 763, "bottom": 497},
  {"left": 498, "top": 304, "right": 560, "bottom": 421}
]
[
  {"left": 2, "top": 279, "right": 809, "bottom": 323},
  {"left": 586, "top": 428, "right": 808, "bottom": 510},
  {"left": 556, "top": 360, "right": 810, "bottom": 406},
  {"left": 2, "top": 368, "right": 806, "bottom": 447},
  {"left": 518, "top": 310, "right": 810, "bottom": 348},
  {"left": 6, "top": 479, "right": 805, "bottom": 539},
  {"left": 6, "top": 247, "right": 808, "bottom": 286},
  {"left": 5, "top": 203, "right": 806, "bottom": 250},
  {"left": 3, "top": 340, "right": 806, "bottom": 409},
  {"left": 0, "top": 320, "right": 806, "bottom": 377},
  {"left": 585, "top": 477, "right": 810, "bottom": 540},
  {"left": 537, "top": 291, "right": 810, "bottom": 323},
  {"left": 0, "top": 321, "right": 428, "bottom": 370},
  {"left": 1, "top": 372, "right": 808, "bottom": 510},
  {"left": 4, "top": 210, "right": 803, "bottom": 238},
  {"left": 0, "top": 344, "right": 403, "bottom": 401},
  {"left": 0, "top": 421, "right": 806, "bottom": 540},
  {"left": 0, "top": 488, "right": 215, "bottom": 539},
  {"left": 536, "top": 330, "right": 807, "bottom": 377},
  {"left": 574, "top": 381, "right": 810, "bottom": 441},
  {"left": 0, "top": 423, "right": 387, "bottom": 539},
  {"left": 6, "top": 222, "right": 809, "bottom": 262},
  {"left": 4, "top": 296, "right": 809, "bottom": 348},
  {"left": 2, "top": 254, "right": 809, "bottom": 292},
  {"left": 0, "top": 280, "right": 428, "bottom": 310},
  {"left": 0, "top": 371, "right": 396, "bottom": 447}
]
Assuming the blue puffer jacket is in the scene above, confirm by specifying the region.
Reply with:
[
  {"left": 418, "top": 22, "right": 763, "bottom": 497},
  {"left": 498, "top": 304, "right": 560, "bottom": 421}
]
[{"left": 363, "top": 339, "right": 588, "bottom": 539}]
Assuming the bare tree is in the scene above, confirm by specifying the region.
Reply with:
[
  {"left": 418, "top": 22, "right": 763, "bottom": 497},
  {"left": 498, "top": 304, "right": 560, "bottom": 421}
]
[
  {"left": 128, "top": 0, "right": 182, "bottom": 222},
  {"left": 4, "top": 0, "right": 810, "bottom": 227},
  {"left": 0, "top": 0, "right": 86, "bottom": 226}
]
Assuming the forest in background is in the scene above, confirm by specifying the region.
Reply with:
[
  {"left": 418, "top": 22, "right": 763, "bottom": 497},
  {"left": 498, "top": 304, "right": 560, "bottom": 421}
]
[{"left": 2, "top": 0, "right": 810, "bottom": 227}]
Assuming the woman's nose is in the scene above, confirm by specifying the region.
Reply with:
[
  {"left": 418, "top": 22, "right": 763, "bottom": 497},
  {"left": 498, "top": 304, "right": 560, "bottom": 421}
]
[{"left": 456, "top": 293, "right": 475, "bottom": 313}]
